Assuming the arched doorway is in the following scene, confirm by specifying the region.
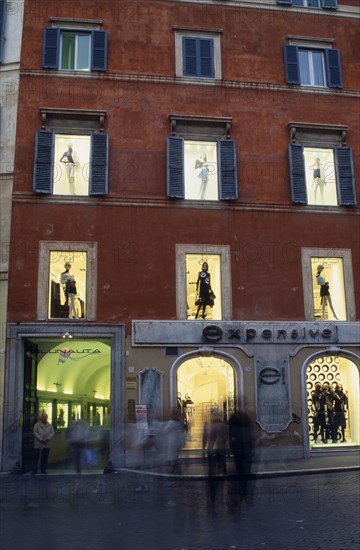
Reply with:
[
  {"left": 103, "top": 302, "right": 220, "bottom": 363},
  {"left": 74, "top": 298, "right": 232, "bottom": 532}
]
[
  {"left": 305, "top": 353, "right": 360, "bottom": 450},
  {"left": 173, "top": 352, "right": 241, "bottom": 451}
]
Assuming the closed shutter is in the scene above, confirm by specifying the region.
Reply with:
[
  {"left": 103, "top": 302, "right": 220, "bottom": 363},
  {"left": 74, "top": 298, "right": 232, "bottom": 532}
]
[
  {"left": 89, "top": 133, "right": 109, "bottom": 195},
  {"left": 289, "top": 144, "right": 307, "bottom": 204},
  {"left": 33, "top": 130, "right": 54, "bottom": 194},
  {"left": 199, "top": 38, "right": 214, "bottom": 78},
  {"left": 0, "top": 0, "right": 6, "bottom": 63},
  {"left": 167, "top": 137, "right": 184, "bottom": 198},
  {"left": 325, "top": 49, "right": 342, "bottom": 89},
  {"left": 42, "top": 28, "right": 60, "bottom": 69},
  {"left": 276, "top": 0, "right": 293, "bottom": 4},
  {"left": 335, "top": 147, "right": 356, "bottom": 206},
  {"left": 284, "top": 45, "right": 300, "bottom": 85},
  {"left": 183, "top": 37, "right": 197, "bottom": 76},
  {"left": 91, "top": 30, "right": 107, "bottom": 71},
  {"left": 219, "top": 140, "right": 238, "bottom": 200},
  {"left": 321, "top": 0, "right": 338, "bottom": 9}
]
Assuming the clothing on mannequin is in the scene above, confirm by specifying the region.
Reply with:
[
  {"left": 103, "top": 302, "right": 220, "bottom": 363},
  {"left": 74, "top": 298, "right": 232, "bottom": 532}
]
[
  {"left": 309, "top": 157, "right": 325, "bottom": 204},
  {"left": 195, "top": 261, "right": 215, "bottom": 319},
  {"left": 59, "top": 143, "right": 79, "bottom": 194},
  {"left": 311, "top": 383, "right": 327, "bottom": 443},
  {"left": 60, "top": 262, "right": 79, "bottom": 319},
  {"left": 322, "top": 382, "right": 335, "bottom": 443},
  {"left": 316, "top": 264, "right": 338, "bottom": 320},
  {"left": 333, "top": 384, "right": 348, "bottom": 442},
  {"left": 195, "top": 154, "right": 209, "bottom": 199}
]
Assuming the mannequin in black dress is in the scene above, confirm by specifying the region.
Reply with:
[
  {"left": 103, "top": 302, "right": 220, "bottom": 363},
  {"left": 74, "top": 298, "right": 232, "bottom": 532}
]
[{"left": 195, "top": 262, "right": 214, "bottom": 319}]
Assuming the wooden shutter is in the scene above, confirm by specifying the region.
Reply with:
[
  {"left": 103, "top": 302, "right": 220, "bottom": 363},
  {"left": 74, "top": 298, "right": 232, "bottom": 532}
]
[
  {"left": 276, "top": 0, "right": 293, "bottom": 4},
  {"left": 33, "top": 130, "right": 54, "bottom": 194},
  {"left": 199, "top": 39, "right": 214, "bottom": 78},
  {"left": 335, "top": 147, "right": 356, "bottom": 206},
  {"left": 321, "top": 0, "right": 338, "bottom": 9},
  {"left": 42, "top": 28, "right": 60, "bottom": 69},
  {"left": 325, "top": 49, "right": 342, "bottom": 89},
  {"left": 89, "top": 133, "right": 109, "bottom": 195},
  {"left": 91, "top": 30, "right": 107, "bottom": 71},
  {"left": 183, "top": 37, "right": 197, "bottom": 76},
  {"left": 289, "top": 144, "right": 307, "bottom": 204},
  {"left": 167, "top": 137, "right": 184, "bottom": 198},
  {"left": 219, "top": 140, "right": 238, "bottom": 200},
  {"left": 284, "top": 45, "right": 300, "bottom": 85}
]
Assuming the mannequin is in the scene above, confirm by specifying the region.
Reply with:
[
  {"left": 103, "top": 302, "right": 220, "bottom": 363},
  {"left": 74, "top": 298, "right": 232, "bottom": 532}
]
[
  {"left": 316, "top": 265, "right": 338, "bottom": 320},
  {"left": 309, "top": 157, "right": 325, "bottom": 203},
  {"left": 60, "top": 262, "right": 79, "bottom": 319},
  {"left": 311, "top": 383, "right": 326, "bottom": 444},
  {"left": 333, "top": 383, "right": 348, "bottom": 443},
  {"left": 195, "top": 153, "right": 209, "bottom": 199},
  {"left": 195, "top": 262, "right": 214, "bottom": 319},
  {"left": 322, "top": 382, "right": 335, "bottom": 443},
  {"left": 60, "top": 143, "right": 79, "bottom": 194}
]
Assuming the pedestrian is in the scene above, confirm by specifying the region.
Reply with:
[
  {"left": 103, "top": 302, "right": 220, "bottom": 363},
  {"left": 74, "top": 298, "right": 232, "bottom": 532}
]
[
  {"left": 165, "top": 409, "right": 186, "bottom": 473},
  {"left": 67, "top": 417, "right": 90, "bottom": 475},
  {"left": 228, "top": 409, "right": 255, "bottom": 505},
  {"left": 32, "top": 413, "right": 55, "bottom": 475},
  {"left": 203, "top": 409, "right": 228, "bottom": 509}
]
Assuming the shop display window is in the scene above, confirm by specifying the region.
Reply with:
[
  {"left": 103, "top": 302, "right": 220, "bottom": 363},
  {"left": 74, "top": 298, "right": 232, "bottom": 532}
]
[
  {"left": 70, "top": 404, "right": 82, "bottom": 422},
  {"left": 304, "top": 148, "right": 338, "bottom": 206},
  {"left": 307, "top": 356, "right": 359, "bottom": 448},
  {"left": 38, "top": 401, "right": 53, "bottom": 423},
  {"left": 184, "top": 141, "right": 218, "bottom": 200},
  {"left": 53, "top": 134, "right": 91, "bottom": 196},
  {"left": 186, "top": 254, "right": 222, "bottom": 320},
  {"left": 56, "top": 403, "right": 68, "bottom": 429},
  {"left": 311, "top": 257, "right": 346, "bottom": 321},
  {"left": 48, "top": 250, "right": 87, "bottom": 320}
]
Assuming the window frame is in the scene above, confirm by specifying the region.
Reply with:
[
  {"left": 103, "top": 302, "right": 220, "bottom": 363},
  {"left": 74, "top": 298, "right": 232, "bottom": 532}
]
[
  {"left": 277, "top": 0, "right": 338, "bottom": 9},
  {"left": 176, "top": 244, "right": 232, "bottom": 320},
  {"left": 174, "top": 28, "right": 222, "bottom": 81},
  {"left": 37, "top": 241, "right": 98, "bottom": 321},
  {"left": 301, "top": 248, "right": 356, "bottom": 322},
  {"left": 284, "top": 42, "right": 342, "bottom": 89},
  {"left": 59, "top": 31, "right": 91, "bottom": 71}
]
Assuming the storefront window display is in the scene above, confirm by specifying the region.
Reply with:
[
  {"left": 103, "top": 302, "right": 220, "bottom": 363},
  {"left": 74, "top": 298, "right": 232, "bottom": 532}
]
[
  {"left": 38, "top": 401, "right": 53, "bottom": 424},
  {"left": 53, "top": 134, "right": 90, "bottom": 196},
  {"left": 56, "top": 403, "right": 68, "bottom": 429},
  {"left": 184, "top": 141, "right": 218, "bottom": 200},
  {"left": 304, "top": 147, "right": 338, "bottom": 206},
  {"left": 311, "top": 257, "right": 346, "bottom": 321},
  {"left": 186, "top": 254, "right": 222, "bottom": 320},
  {"left": 48, "top": 251, "right": 87, "bottom": 319},
  {"left": 307, "top": 356, "right": 359, "bottom": 448}
]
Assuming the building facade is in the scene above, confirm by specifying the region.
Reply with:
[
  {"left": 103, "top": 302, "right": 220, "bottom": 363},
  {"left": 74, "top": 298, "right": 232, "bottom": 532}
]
[{"left": 2, "top": 0, "right": 360, "bottom": 471}]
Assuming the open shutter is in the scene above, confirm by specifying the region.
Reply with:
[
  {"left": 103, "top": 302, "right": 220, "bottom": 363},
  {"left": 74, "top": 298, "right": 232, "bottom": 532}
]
[
  {"left": 167, "top": 136, "right": 184, "bottom": 198},
  {"left": 335, "top": 147, "right": 356, "bottom": 206},
  {"left": 325, "top": 49, "right": 342, "bottom": 89},
  {"left": 183, "top": 37, "right": 198, "bottom": 76},
  {"left": 321, "top": 0, "right": 338, "bottom": 9},
  {"left": 289, "top": 144, "right": 307, "bottom": 204},
  {"left": 91, "top": 30, "right": 107, "bottom": 71},
  {"left": 284, "top": 45, "right": 300, "bottom": 85},
  {"left": 42, "top": 28, "right": 60, "bottom": 69},
  {"left": 199, "top": 39, "right": 214, "bottom": 78},
  {"left": 0, "top": 0, "right": 6, "bottom": 63},
  {"left": 219, "top": 140, "right": 238, "bottom": 200},
  {"left": 33, "top": 130, "right": 54, "bottom": 194},
  {"left": 89, "top": 133, "right": 109, "bottom": 195}
]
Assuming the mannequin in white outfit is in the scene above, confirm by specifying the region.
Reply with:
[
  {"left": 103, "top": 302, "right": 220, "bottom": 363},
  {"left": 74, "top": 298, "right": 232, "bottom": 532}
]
[{"left": 60, "top": 262, "right": 79, "bottom": 319}]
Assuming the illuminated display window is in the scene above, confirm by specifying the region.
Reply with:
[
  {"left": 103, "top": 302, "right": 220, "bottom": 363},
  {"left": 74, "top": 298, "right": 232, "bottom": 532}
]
[
  {"left": 304, "top": 147, "right": 338, "bottom": 206},
  {"left": 184, "top": 141, "right": 219, "bottom": 201},
  {"left": 38, "top": 241, "right": 97, "bottom": 321},
  {"left": 53, "top": 134, "right": 91, "bottom": 196}
]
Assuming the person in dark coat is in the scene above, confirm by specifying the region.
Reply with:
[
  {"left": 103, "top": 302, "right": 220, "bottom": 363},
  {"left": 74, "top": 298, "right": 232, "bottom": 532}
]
[{"left": 228, "top": 409, "right": 254, "bottom": 503}]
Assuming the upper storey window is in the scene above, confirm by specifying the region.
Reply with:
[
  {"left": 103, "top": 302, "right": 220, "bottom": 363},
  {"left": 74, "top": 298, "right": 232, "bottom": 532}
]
[
  {"left": 42, "top": 21, "right": 107, "bottom": 72},
  {"left": 284, "top": 38, "right": 342, "bottom": 89},
  {"left": 277, "top": 0, "right": 338, "bottom": 8},
  {"left": 174, "top": 28, "right": 222, "bottom": 80}
]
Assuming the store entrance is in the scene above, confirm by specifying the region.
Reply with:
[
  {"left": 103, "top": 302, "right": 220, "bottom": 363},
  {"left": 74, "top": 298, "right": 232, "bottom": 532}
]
[
  {"left": 177, "top": 355, "right": 236, "bottom": 452},
  {"left": 306, "top": 355, "right": 359, "bottom": 449},
  {"left": 22, "top": 338, "right": 111, "bottom": 472}
]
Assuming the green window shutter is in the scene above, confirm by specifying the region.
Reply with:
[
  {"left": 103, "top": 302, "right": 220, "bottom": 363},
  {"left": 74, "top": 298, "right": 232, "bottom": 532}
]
[
  {"left": 335, "top": 147, "right": 356, "bottom": 206},
  {"left": 42, "top": 28, "right": 60, "bottom": 69}
]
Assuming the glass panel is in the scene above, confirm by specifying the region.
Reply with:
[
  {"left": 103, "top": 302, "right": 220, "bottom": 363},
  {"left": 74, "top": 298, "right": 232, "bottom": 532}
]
[
  {"left": 311, "top": 258, "right": 347, "bottom": 321},
  {"left": 186, "top": 254, "right": 222, "bottom": 320},
  {"left": 38, "top": 401, "right": 53, "bottom": 423},
  {"left": 304, "top": 147, "right": 338, "bottom": 206},
  {"left": 56, "top": 403, "right": 68, "bottom": 429},
  {"left": 184, "top": 141, "right": 218, "bottom": 200},
  {"left": 312, "top": 50, "right": 325, "bottom": 86},
  {"left": 307, "top": 356, "right": 360, "bottom": 448},
  {"left": 76, "top": 34, "right": 91, "bottom": 71},
  {"left": 53, "top": 134, "right": 90, "bottom": 196},
  {"left": 60, "top": 32, "right": 76, "bottom": 70},
  {"left": 48, "top": 251, "right": 87, "bottom": 320},
  {"left": 298, "top": 50, "right": 311, "bottom": 85},
  {"left": 307, "top": 0, "right": 320, "bottom": 6}
]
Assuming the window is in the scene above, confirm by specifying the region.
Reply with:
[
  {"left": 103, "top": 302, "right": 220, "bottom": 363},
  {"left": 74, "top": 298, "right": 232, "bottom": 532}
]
[
  {"left": 288, "top": 123, "right": 356, "bottom": 207},
  {"left": 277, "top": 0, "right": 338, "bottom": 8},
  {"left": 176, "top": 245, "right": 232, "bottom": 320},
  {"left": 43, "top": 27, "right": 107, "bottom": 71},
  {"left": 37, "top": 241, "right": 97, "bottom": 321},
  {"left": 284, "top": 45, "right": 342, "bottom": 88},
  {"left": 33, "top": 109, "right": 108, "bottom": 197},
  {"left": 167, "top": 115, "right": 237, "bottom": 201},
  {"left": 301, "top": 248, "right": 355, "bottom": 322},
  {"left": 174, "top": 29, "right": 222, "bottom": 80}
]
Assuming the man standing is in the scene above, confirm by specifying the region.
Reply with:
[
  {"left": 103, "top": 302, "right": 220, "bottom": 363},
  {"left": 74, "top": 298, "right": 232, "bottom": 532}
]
[{"left": 32, "top": 413, "right": 55, "bottom": 475}]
